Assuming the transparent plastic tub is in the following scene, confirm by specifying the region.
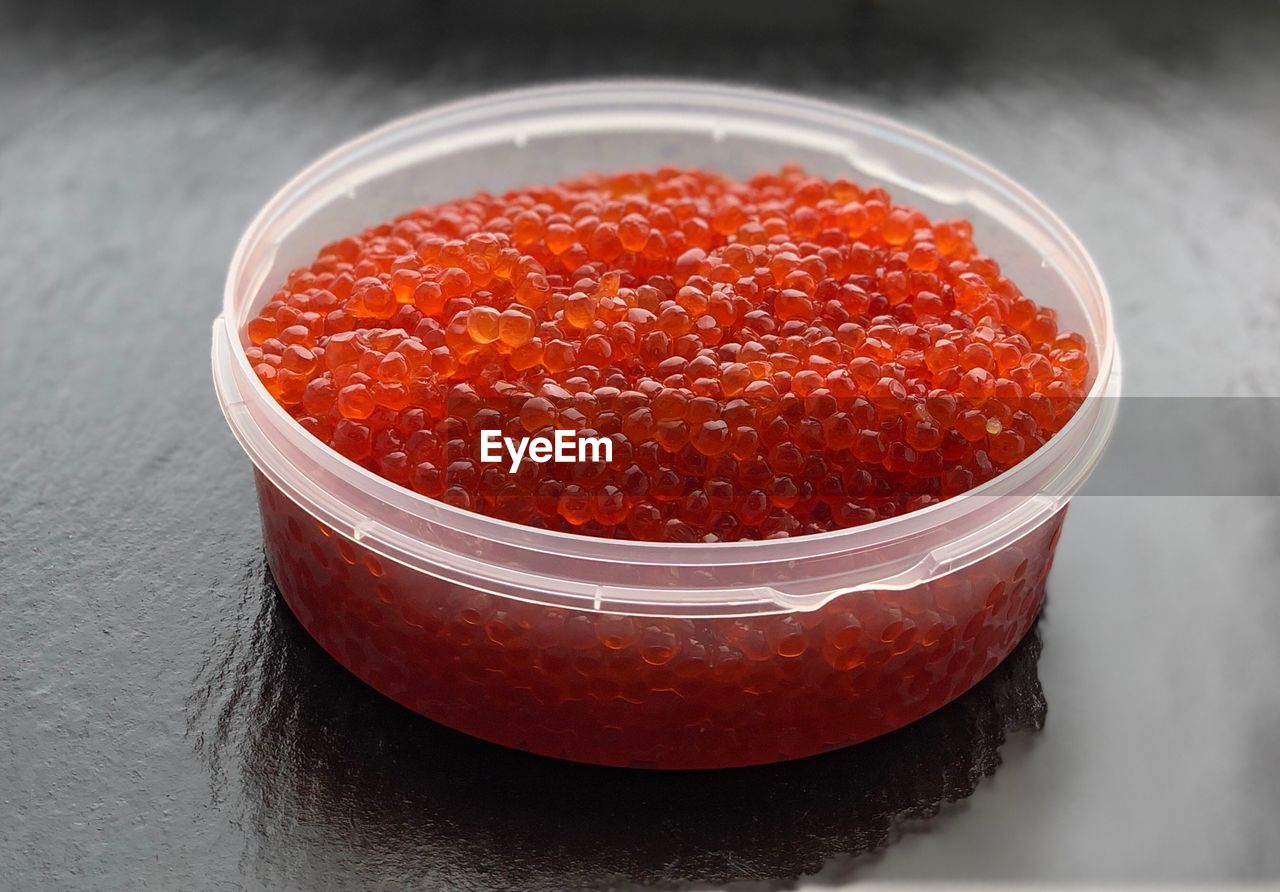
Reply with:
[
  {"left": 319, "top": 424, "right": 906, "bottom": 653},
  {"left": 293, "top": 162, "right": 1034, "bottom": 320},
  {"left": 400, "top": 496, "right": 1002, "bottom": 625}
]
[{"left": 212, "top": 80, "right": 1121, "bottom": 769}]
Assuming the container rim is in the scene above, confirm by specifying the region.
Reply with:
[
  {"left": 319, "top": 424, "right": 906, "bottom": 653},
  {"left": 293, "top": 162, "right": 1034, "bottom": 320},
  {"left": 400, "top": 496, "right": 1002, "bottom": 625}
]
[{"left": 214, "top": 78, "right": 1120, "bottom": 605}]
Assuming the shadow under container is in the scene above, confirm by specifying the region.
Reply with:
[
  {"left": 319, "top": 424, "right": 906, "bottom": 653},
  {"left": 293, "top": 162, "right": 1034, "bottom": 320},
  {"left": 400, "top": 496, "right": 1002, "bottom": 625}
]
[{"left": 212, "top": 81, "right": 1121, "bottom": 769}]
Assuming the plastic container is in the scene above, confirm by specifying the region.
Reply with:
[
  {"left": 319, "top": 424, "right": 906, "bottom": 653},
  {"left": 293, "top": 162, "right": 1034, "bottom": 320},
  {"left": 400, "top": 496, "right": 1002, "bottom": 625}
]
[{"left": 212, "top": 81, "right": 1121, "bottom": 769}]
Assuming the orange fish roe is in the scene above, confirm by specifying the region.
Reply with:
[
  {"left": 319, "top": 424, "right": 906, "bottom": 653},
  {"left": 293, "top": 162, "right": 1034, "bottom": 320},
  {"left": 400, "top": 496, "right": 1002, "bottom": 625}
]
[{"left": 244, "top": 165, "right": 1089, "bottom": 541}]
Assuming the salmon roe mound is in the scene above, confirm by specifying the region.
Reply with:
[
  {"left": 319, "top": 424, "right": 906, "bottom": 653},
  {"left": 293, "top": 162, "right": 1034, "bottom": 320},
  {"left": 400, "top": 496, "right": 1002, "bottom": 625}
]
[{"left": 245, "top": 165, "right": 1089, "bottom": 541}]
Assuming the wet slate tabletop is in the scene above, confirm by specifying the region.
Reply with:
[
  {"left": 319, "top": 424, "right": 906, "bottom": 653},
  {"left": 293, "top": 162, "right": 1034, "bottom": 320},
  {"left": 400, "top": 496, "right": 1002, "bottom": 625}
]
[{"left": 3, "top": 1, "right": 1279, "bottom": 888}]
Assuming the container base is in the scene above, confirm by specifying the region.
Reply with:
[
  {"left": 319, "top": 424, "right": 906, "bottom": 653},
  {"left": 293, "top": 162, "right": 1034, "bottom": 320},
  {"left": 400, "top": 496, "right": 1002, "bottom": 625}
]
[{"left": 257, "top": 473, "right": 1058, "bottom": 769}]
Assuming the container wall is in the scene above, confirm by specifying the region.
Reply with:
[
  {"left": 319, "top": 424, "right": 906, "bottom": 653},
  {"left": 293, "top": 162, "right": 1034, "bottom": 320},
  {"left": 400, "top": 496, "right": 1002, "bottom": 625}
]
[{"left": 256, "top": 472, "right": 1062, "bottom": 769}]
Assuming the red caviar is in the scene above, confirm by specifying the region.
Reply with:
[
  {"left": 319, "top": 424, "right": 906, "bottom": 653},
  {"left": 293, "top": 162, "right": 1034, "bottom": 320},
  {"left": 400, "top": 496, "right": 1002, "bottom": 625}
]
[
  {"left": 246, "top": 166, "right": 1086, "bottom": 539},
  {"left": 245, "top": 166, "right": 1087, "bottom": 540},
  {"left": 240, "top": 164, "right": 1091, "bottom": 767}
]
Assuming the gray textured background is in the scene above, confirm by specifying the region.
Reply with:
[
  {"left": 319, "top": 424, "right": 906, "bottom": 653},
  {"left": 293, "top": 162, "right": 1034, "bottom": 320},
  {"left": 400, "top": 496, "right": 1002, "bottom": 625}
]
[{"left": 3, "top": 1, "right": 1279, "bottom": 888}]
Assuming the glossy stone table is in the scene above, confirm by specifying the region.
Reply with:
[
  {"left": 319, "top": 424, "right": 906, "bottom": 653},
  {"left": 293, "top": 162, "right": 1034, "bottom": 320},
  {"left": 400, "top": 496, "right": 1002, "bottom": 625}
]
[{"left": 3, "top": 1, "right": 1278, "bottom": 887}]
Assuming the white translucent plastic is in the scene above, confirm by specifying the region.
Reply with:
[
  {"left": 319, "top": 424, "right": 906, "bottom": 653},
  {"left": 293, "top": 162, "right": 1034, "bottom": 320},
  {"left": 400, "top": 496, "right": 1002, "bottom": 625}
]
[{"left": 211, "top": 80, "right": 1121, "bottom": 617}]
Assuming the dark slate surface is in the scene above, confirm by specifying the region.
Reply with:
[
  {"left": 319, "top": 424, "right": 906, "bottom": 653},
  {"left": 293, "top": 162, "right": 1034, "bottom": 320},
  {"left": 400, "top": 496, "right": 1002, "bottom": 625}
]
[{"left": 2, "top": 1, "right": 1279, "bottom": 888}]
